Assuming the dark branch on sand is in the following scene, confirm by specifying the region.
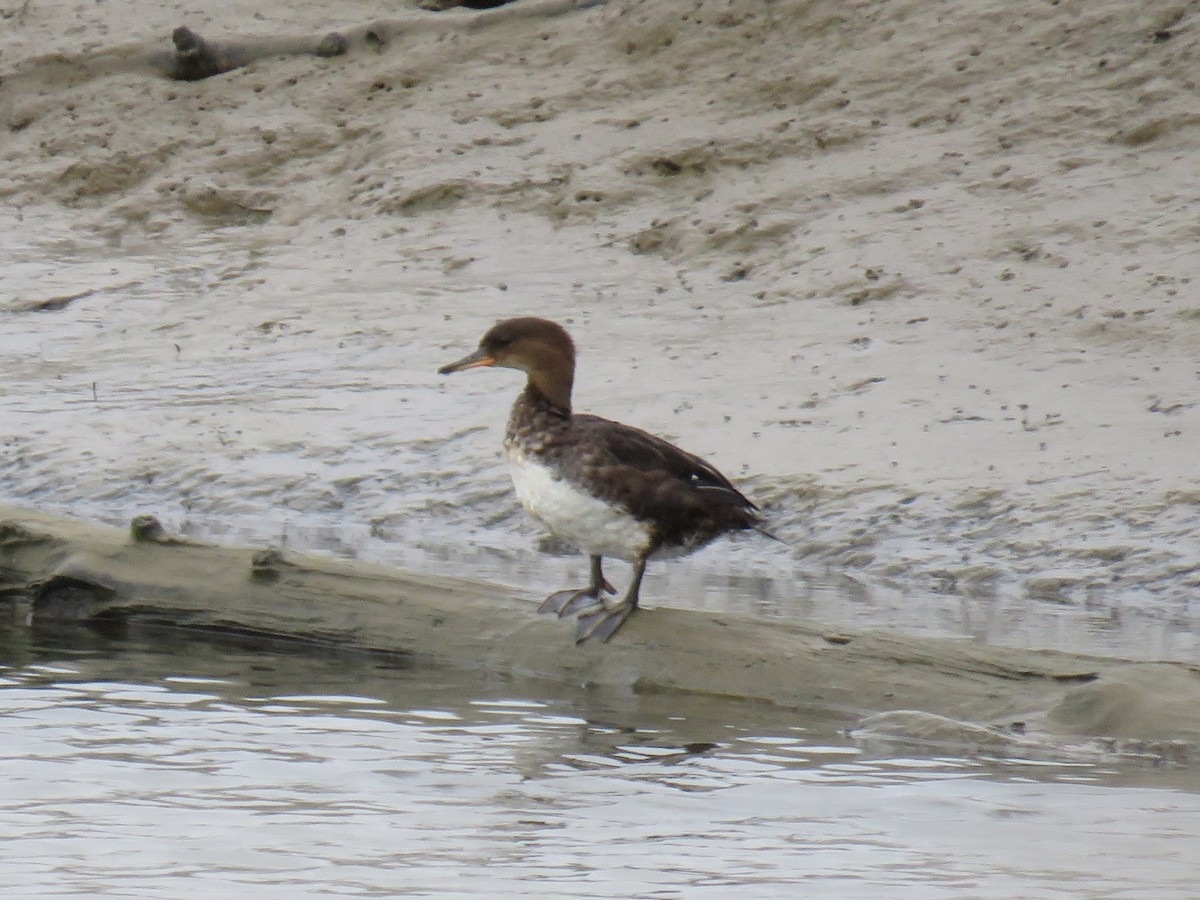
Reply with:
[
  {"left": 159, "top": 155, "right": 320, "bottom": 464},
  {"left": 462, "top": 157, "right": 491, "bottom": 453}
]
[
  {"left": 155, "top": 0, "right": 607, "bottom": 81},
  {"left": 166, "top": 26, "right": 346, "bottom": 82}
]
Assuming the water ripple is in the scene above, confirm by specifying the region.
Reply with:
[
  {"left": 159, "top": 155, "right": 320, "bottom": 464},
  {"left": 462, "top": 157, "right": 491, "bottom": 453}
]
[{"left": 0, "top": 625, "right": 1198, "bottom": 896}]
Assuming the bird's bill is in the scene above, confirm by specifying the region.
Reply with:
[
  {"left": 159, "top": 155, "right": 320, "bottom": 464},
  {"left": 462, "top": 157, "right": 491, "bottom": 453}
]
[{"left": 437, "top": 348, "right": 496, "bottom": 375}]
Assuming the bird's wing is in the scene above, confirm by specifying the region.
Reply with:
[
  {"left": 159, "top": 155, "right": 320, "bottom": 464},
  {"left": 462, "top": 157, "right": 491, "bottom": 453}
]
[{"left": 571, "top": 414, "right": 759, "bottom": 517}]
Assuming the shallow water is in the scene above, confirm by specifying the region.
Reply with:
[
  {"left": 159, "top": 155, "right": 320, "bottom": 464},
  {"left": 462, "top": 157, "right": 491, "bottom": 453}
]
[{"left": 1, "top": 616, "right": 1199, "bottom": 898}]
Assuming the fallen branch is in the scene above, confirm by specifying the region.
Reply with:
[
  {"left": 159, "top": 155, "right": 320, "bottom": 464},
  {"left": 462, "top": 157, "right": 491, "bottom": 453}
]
[
  {"left": 156, "top": 0, "right": 609, "bottom": 80},
  {"left": 4, "top": 505, "right": 1200, "bottom": 755}
]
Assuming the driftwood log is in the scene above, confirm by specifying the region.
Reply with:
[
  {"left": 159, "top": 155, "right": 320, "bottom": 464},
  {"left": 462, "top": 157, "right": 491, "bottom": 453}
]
[
  {"left": 4, "top": 505, "right": 1200, "bottom": 757},
  {"left": 0, "top": 1, "right": 607, "bottom": 85},
  {"left": 157, "top": 0, "right": 607, "bottom": 80}
]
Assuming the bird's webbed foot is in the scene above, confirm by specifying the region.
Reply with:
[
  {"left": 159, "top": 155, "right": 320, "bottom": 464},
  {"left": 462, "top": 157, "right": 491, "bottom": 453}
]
[
  {"left": 538, "top": 579, "right": 615, "bottom": 617},
  {"left": 574, "top": 600, "right": 635, "bottom": 644},
  {"left": 538, "top": 556, "right": 615, "bottom": 617}
]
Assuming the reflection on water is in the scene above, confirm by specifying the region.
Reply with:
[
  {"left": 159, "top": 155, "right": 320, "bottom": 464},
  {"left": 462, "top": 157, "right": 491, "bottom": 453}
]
[{"left": 1, "top": 617, "right": 1199, "bottom": 897}]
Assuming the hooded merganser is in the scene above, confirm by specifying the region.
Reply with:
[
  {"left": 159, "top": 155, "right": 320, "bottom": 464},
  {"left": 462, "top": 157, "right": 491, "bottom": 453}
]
[{"left": 438, "top": 317, "right": 770, "bottom": 643}]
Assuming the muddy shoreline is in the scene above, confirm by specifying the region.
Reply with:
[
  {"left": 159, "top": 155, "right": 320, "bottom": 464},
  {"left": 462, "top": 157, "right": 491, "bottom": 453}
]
[
  {"left": 2, "top": 0, "right": 1199, "bottom": 766},
  {"left": 2, "top": 0, "right": 1198, "bottom": 625},
  {"left": 4, "top": 505, "right": 1200, "bottom": 761}
]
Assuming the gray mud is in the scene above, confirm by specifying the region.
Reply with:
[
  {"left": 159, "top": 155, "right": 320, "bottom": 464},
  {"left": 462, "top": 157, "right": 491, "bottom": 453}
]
[{"left": 1, "top": 1, "right": 1199, "bottom": 729}]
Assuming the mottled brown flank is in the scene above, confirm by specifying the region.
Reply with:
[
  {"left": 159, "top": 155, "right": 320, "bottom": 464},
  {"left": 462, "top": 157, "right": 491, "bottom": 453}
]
[{"left": 505, "top": 385, "right": 761, "bottom": 552}]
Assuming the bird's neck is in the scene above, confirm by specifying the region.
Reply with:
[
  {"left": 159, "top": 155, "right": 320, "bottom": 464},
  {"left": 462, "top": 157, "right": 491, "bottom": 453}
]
[
  {"left": 521, "top": 374, "right": 572, "bottom": 419},
  {"left": 524, "top": 358, "right": 573, "bottom": 416}
]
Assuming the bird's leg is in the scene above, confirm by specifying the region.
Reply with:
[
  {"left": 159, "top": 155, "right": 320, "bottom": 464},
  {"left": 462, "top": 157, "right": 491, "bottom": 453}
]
[
  {"left": 538, "top": 555, "right": 616, "bottom": 616},
  {"left": 575, "top": 553, "right": 648, "bottom": 644}
]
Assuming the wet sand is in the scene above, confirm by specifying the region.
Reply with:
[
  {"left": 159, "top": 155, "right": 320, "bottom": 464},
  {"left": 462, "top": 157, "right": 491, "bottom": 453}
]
[
  {"left": 2, "top": 0, "right": 1198, "bottom": 607},
  {"left": 2, "top": 2, "right": 1199, "bottom": 758}
]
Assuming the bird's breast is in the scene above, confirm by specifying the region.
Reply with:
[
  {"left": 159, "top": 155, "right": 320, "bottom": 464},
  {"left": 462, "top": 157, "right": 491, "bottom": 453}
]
[{"left": 504, "top": 445, "right": 655, "bottom": 562}]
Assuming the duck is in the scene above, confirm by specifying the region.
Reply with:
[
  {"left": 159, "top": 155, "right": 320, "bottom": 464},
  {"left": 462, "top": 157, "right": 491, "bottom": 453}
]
[{"left": 438, "top": 317, "right": 772, "bottom": 643}]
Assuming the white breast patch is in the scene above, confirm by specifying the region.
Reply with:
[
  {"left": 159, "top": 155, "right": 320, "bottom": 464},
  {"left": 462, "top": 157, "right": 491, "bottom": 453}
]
[{"left": 505, "top": 448, "right": 653, "bottom": 562}]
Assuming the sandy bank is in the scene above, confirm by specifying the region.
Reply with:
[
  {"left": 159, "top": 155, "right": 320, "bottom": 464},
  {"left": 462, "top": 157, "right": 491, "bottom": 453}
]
[
  {"left": 4, "top": 505, "right": 1200, "bottom": 762},
  {"left": 1, "top": 1, "right": 1198, "bottom": 676}
]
